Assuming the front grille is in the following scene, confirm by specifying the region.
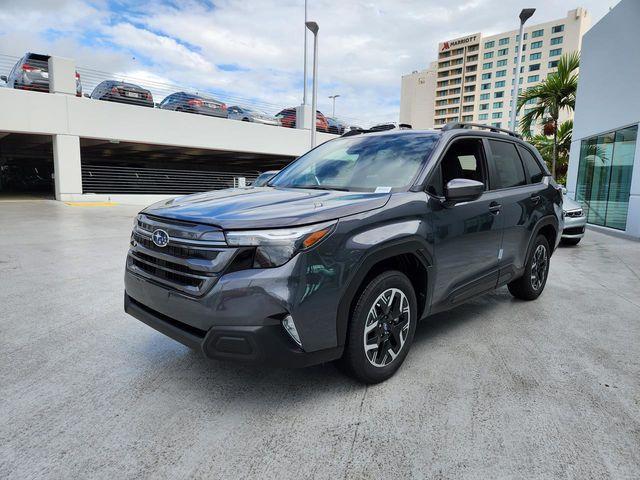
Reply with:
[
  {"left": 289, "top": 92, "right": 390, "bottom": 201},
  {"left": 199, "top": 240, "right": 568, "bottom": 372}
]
[
  {"left": 131, "top": 257, "right": 203, "bottom": 288},
  {"left": 133, "top": 232, "right": 220, "bottom": 261},
  {"left": 564, "top": 226, "right": 585, "bottom": 235},
  {"left": 127, "top": 215, "right": 234, "bottom": 296}
]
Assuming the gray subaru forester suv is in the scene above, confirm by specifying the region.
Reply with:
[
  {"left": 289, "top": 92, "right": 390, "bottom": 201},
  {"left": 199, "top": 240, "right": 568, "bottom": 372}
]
[{"left": 124, "top": 123, "right": 563, "bottom": 383}]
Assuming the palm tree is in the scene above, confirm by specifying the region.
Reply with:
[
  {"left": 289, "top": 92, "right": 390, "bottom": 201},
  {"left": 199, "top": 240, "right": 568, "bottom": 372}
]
[
  {"left": 527, "top": 120, "right": 573, "bottom": 178},
  {"left": 517, "top": 52, "right": 580, "bottom": 178}
]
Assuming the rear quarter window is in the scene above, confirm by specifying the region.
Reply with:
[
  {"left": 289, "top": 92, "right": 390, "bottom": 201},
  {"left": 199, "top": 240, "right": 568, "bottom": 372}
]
[
  {"left": 488, "top": 140, "right": 526, "bottom": 189},
  {"left": 518, "top": 146, "right": 546, "bottom": 183}
]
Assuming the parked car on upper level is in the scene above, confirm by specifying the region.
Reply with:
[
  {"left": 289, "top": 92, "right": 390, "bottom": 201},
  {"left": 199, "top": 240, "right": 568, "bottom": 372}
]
[
  {"left": 1, "top": 52, "right": 82, "bottom": 96},
  {"left": 159, "top": 92, "right": 228, "bottom": 118},
  {"left": 227, "top": 106, "right": 280, "bottom": 126},
  {"left": 275, "top": 108, "right": 329, "bottom": 132},
  {"left": 252, "top": 170, "right": 280, "bottom": 187},
  {"left": 90, "top": 80, "right": 154, "bottom": 107},
  {"left": 326, "top": 117, "right": 348, "bottom": 135}
]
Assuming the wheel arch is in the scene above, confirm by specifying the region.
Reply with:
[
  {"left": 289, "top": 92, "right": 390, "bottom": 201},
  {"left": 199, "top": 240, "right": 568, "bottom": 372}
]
[
  {"left": 528, "top": 215, "right": 559, "bottom": 260},
  {"left": 336, "top": 237, "right": 433, "bottom": 348}
]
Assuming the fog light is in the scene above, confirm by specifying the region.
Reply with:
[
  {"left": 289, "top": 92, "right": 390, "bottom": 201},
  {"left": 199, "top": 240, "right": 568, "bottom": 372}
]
[{"left": 282, "top": 315, "right": 302, "bottom": 347}]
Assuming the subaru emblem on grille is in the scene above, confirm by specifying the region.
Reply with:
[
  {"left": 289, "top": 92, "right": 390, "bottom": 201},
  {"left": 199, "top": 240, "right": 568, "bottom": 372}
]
[{"left": 152, "top": 229, "right": 170, "bottom": 247}]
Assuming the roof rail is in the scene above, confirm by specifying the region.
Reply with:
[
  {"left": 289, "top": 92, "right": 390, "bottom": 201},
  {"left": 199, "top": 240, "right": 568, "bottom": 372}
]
[{"left": 441, "top": 121, "right": 521, "bottom": 139}]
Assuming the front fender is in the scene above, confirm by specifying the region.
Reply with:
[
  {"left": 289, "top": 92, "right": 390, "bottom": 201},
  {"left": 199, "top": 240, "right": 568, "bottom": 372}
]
[{"left": 335, "top": 224, "right": 434, "bottom": 348}]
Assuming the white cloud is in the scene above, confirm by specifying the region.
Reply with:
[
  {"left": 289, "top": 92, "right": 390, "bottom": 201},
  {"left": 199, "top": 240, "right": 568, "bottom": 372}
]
[{"left": 0, "top": 0, "right": 620, "bottom": 126}]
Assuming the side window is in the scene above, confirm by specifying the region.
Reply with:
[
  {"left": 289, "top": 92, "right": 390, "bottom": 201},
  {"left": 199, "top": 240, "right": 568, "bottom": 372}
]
[
  {"left": 488, "top": 140, "right": 526, "bottom": 189},
  {"left": 427, "top": 138, "right": 486, "bottom": 196},
  {"left": 518, "top": 146, "right": 546, "bottom": 183}
]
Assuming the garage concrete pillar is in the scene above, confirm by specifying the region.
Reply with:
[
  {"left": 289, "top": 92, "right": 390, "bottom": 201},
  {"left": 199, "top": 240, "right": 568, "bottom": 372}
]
[
  {"left": 53, "top": 135, "right": 82, "bottom": 201},
  {"left": 295, "top": 104, "right": 313, "bottom": 130},
  {"left": 48, "top": 56, "right": 77, "bottom": 96}
]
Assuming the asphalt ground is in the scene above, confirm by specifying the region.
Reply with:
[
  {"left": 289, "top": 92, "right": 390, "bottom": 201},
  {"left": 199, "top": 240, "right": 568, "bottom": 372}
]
[{"left": 1, "top": 200, "right": 639, "bottom": 479}]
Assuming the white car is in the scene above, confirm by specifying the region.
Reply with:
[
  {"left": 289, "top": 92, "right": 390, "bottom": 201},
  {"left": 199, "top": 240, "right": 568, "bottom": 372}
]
[{"left": 562, "top": 194, "right": 587, "bottom": 245}]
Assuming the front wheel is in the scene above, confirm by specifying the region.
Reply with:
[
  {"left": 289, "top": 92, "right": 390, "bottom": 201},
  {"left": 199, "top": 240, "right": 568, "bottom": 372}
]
[
  {"left": 508, "top": 234, "right": 550, "bottom": 300},
  {"left": 341, "top": 271, "right": 417, "bottom": 384}
]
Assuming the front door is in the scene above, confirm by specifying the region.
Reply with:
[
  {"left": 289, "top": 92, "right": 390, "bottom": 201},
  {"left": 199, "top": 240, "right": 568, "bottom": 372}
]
[{"left": 426, "top": 137, "right": 503, "bottom": 307}]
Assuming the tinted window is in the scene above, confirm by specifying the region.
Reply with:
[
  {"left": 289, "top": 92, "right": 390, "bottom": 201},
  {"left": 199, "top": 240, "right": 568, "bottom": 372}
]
[
  {"left": 518, "top": 146, "right": 545, "bottom": 183},
  {"left": 427, "top": 138, "right": 486, "bottom": 196},
  {"left": 488, "top": 140, "right": 526, "bottom": 189}
]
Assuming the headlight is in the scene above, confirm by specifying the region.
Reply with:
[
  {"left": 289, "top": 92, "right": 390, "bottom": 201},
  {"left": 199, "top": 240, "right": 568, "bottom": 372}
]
[
  {"left": 564, "top": 208, "right": 583, "bottom": 217},
  {"left": 225, "top": 221, "right": 336, "bottom": 268}
]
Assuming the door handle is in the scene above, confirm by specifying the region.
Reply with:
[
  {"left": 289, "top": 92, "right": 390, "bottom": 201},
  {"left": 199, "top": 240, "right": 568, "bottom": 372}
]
[
  {"left": 530, "top": 194, "right": 541, "bottom": 204},
  {"left": 489, "top": 202, "right": 502, "bottom": 214}
]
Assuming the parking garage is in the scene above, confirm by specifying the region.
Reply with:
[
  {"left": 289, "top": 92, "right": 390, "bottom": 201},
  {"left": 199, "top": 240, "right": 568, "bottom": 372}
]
[
  {"left": 0, "top": 74, "right": 333, "bottom": 202},
  {"left": 0, "top": 132, "right": 294, "bottom": 198}
]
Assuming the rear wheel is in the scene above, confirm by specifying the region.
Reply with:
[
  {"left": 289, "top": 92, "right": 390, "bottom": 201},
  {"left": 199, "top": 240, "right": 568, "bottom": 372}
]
[
  {"left": 508, "top": 234, "right": 550, "bottom": 300},
  {"left": 342, "top": 271, "right": 417, "bottom": 384}
]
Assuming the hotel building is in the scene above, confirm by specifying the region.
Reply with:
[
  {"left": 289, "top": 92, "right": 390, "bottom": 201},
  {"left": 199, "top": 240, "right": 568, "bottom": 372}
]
[{"left": 400, "top": 8, "right": 591, "bottom": 131}]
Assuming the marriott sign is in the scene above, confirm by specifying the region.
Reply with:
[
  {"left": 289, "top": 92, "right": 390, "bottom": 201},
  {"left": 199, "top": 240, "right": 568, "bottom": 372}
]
[{"left": 439, "top": 34, "right": 480, "bottom": 51}]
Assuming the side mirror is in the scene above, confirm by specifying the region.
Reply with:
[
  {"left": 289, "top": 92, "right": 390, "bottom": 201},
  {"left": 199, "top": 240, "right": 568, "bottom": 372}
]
[
  {"left": 445, "top": 178, "right": 484, "bottom": 203},
  {"left": 0, "top": 75, "right": 7, "bottom": 83}
]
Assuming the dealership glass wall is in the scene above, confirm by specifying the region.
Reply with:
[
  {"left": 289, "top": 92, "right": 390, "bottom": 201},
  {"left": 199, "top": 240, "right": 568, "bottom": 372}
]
[{"left": 576, "top": 125, "right": 637, "bottom": 230}]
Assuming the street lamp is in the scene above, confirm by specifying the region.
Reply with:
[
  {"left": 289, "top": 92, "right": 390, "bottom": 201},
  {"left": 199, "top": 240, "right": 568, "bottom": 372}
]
[
  {"left": 302, "top": 0, "right": 308, "bottom": 105},
  {"left": 328, "top": 94, "right": 340, "bottom": 117},
  {"left": 510, "top": 8, "right": 536, "bottom": 132},
  {"left": 306, "top": 21, "right": 319, "bottom": 148}
]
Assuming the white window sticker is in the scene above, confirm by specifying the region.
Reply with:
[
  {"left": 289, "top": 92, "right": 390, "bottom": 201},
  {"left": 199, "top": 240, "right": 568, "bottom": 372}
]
[{"left": 374, "top": 186, "right": 392, "bottom": 193}]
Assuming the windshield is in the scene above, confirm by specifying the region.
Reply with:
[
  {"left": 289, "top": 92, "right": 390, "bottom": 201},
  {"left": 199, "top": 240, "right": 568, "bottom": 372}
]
[{"left": 269, "top": 133, "right": 439, "bottom": 192}]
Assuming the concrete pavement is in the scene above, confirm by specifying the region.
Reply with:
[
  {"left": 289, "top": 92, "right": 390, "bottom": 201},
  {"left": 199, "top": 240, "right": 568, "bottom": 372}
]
[{"left": 1, "top": 200, "right": 639, "bottom": 479}]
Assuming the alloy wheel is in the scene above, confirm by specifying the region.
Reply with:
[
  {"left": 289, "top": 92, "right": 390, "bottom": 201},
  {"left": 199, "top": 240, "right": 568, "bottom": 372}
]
[
  {"left": 363, "top": 288, "right": 410, "bottom": 368},
  {"left": 530, "top": 244, "right": 548, "bottom": 291}
]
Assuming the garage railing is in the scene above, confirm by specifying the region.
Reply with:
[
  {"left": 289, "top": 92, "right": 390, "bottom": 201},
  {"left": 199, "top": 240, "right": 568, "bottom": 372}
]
[
  {"left": 1, "top": 52, "right": 367, "bottom": 129},
  {"left": 81, "top": 164, "right": 260, "bottom": 194}
]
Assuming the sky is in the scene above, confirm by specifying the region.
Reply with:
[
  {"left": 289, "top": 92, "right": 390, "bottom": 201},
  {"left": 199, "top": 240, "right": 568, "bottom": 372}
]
[{"left": 0, "top": 0, "right": 619, "bottom": 127}]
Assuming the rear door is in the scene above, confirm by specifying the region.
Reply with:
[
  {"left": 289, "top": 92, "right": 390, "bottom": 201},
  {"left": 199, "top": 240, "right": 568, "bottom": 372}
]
[{"left": 485, "top": 139, "right": 543, "bottom": 284}]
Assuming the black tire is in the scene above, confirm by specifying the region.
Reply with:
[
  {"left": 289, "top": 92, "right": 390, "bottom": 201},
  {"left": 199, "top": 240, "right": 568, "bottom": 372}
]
[
  {"left": 242, "top": 117, "right": 250, "bottom": 122},
  {"left": 508, "top": 234, "right": 551, "bottom": 301},
  {"left": 341, "top": 271, "right": 417, "bottom": 384},
  {"left": 561, "top": 237, "right": 581, "bottom": 246}
]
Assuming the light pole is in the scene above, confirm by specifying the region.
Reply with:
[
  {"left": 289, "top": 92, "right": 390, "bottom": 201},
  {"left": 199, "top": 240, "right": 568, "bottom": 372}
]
[
  {"left": 510, "top": 8, "right": 536, "bottom": 132},
  {"left": 306, "top": 21, "right": 319, "bottom": 148},
  {"left": 302, "top": 0, "right": 308, "bottom": 105},
  {"left": 328, "top": 94, "right": 340, "bottom": 117}
]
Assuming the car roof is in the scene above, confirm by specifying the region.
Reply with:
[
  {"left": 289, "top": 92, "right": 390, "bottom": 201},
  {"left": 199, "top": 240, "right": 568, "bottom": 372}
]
[{"left": 339, "top": 127, "right": 540, "bottom": 153}]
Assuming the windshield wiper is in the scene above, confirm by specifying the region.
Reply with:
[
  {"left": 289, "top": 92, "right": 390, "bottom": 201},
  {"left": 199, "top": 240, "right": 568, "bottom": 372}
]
[{"left": 290, "top": 185, "right": 352, "bottom": 192}]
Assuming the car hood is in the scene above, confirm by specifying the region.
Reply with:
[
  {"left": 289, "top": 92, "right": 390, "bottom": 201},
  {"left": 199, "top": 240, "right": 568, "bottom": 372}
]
[
  {"left": 143, "top": 187, "right": 391, "bottom": 229},
  {"left": 562, "top": 194, "right": 582, "bottom": 212}
]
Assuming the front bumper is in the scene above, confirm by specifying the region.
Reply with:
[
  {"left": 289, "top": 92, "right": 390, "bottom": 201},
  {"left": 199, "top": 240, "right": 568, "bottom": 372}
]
[
  {"left": 124, "top": 244, "right": 345, "bottom": 367},
  {"left": 562, "top": 214, "right": 587, "bottom": 239},
  {"left": 124, "top": 293, "right": 341, "bottom": 367}
]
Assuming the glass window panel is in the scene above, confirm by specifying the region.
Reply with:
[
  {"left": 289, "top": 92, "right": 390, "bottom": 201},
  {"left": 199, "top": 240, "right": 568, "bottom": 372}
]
[
  {"left": 605, "top": 126, "right": 637, "bottom": 229},
  {"left": 576, "top": 137, "right": 596, "bottom": 219},
  {"left": 586, "top": 133, "right": 615, "bottom": 226}
]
